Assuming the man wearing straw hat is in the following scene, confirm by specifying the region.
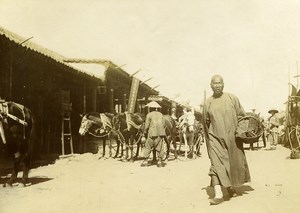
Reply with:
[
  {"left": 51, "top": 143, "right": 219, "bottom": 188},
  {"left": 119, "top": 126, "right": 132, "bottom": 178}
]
[
  {"left": 141, "top": 101, "right": 166, "bottom": 168},
  {"left": 267, "top": 108, "right": 279, "bottom": 150}
]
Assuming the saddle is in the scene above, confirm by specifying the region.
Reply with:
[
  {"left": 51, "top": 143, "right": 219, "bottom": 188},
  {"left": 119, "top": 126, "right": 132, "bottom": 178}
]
[{"left": 100, "top": 113, "right": 112, "bottom": 130}]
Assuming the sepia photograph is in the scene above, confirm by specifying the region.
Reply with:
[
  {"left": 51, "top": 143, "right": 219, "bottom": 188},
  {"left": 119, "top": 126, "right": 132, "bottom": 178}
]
[{"left": 0, "top": 0, "right": 300, "bottom": 212}]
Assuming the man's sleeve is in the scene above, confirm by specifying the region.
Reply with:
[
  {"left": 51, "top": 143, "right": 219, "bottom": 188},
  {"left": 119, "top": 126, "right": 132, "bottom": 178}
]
[{"left": 234, "top": 95, "right": 246, "bottom": 117}]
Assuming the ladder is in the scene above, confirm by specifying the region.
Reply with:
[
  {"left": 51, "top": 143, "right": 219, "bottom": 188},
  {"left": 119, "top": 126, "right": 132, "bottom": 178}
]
[{"left": 61, "top": 111, "right": 74, "bottom": 157}]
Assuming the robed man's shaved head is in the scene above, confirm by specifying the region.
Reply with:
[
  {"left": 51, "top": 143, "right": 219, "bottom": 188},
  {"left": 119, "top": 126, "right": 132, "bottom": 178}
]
[
  {"left": 210, "top": 74, "right": 224, "bottom": 97},
  {"left": 211, "top": 74, "right": 224, "bottom": 84}
]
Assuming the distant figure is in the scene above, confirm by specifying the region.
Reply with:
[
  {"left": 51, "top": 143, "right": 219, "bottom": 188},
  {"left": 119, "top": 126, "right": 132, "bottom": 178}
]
[
  {"left": 141, "top": 101, "right": 166, "bottom": 168},
  {"left": 260, "top": 118, "right": 267, "bottom": 148},
  {"left": 171, "top": 112, "right": 177, "bottom": 123},
  {"left": 178, "top": 108, "right": 196, "bottom": 158},
  {"left": 266, "top": 108, "right": 279, "bottom": 150},
  {"left": 203, "top": 74, "right": 251, "bottom": 205}
]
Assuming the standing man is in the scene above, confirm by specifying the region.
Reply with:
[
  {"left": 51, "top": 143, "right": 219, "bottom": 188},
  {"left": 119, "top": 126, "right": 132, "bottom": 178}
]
[
  {"left": 141, "top": 101, "right": 166, "bottom": 168},
  {"left": 267, "top": 109, "right": 279, "bottom": 150},
  {"left": 203, "top": 74, "right": 251, "bottom": 205},
  {"left": 260, "top": 118, "right": 267, "bottom": 148}
]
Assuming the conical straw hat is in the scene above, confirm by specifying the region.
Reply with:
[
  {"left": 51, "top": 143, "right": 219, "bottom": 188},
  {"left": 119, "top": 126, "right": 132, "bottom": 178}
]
[{"left": 146, "top": 101, "right": 161, "bottom": 108}]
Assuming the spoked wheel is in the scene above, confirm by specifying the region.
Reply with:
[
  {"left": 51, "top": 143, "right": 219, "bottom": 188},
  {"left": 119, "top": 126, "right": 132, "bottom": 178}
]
[
  {"left": 288, "top": 125, "right": 300, "bottom": 158},
  {"left": 193, "top": 133, "right": 203, "bottom": 157}
]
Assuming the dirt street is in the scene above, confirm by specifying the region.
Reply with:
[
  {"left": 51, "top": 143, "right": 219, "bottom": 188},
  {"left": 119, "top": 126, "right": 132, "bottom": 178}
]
[{"left": 1, "top": 144, "right": 300, "bottom": 213}]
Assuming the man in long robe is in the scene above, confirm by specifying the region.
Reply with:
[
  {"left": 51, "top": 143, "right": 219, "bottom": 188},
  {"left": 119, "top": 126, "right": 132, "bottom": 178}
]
[{"left": 204, "top": 74, "right": 251, "bottom": 205}]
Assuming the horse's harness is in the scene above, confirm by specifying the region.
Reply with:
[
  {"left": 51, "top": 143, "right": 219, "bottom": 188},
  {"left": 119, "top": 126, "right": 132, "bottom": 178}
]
[
  {"left": 85, "top": 113, "right": 142, "bottom": 145},
  {"left": 87, "top": 113, "right": 112, "bottom": 138},
  {"left": 112, "top": 113, "right": 144, "bottom": 147},
  {"left": 125, "top": 112, "right": 143, "bottom": 130},
  {"left": 179, "top": 118, "right": 195, "bottom": 134},
  {"left": 0, "top": 101, "right": 28, "bottom": 141},
  {"left": 0, "top": 101, "right": 28, "bottom": 126}
]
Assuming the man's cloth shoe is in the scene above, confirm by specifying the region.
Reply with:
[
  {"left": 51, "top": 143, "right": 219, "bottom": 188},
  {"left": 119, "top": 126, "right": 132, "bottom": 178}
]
[
  {"left": 209, "top": 197, "right": 224, "bottom": 205},
  {"left": 187, "top": 153, "right": 194, "bottom": 159},
  {"left": 227, "top": 188, "right": 237, "bottom": 198},
  {"left": 157, "top": 161, "right": 165, "bottom": 168}
]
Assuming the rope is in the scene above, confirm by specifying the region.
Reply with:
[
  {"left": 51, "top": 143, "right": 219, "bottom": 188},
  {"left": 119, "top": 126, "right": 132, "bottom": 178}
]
[
  {"left": 100, "top": 113, "right": 112, "bottom": 129},
  {"left": 125, "top": 112, "right": 143, "bottom": 130},
  {"left": 88, "top": 130, "right": 110, "bottom": 138},
  {"left": 0, "top": 102, "right": 28, "bottom": 140}
]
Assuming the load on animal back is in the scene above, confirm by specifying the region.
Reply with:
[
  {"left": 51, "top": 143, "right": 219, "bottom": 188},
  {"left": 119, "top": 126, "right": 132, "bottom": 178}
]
[{"left": 0, "top": 100, "right": 34, "bottom": 187}]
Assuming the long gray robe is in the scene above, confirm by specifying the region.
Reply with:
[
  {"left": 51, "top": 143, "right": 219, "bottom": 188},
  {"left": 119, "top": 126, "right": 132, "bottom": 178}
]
[{"left": 204, "top": 93, "right": 251, "bottom": 187}]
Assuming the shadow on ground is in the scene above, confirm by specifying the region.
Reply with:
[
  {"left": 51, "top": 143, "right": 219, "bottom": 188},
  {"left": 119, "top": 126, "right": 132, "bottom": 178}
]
[
  {"left": 1, "top": 176, "right": 53, "bottom": 187},
  {"left": 203, "top": 185, "right": 254, "bottom": 200}
]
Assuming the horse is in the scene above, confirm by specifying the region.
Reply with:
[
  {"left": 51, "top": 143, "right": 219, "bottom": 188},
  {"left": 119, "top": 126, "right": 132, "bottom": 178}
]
[
  {"left": 78, "top": 112, "right": 115, "bottom": 158},
  {"left": 111, "top": 112, "right": 145, "bottom": 162},
  {"left": 162, "top": 114, "right": 178, "bottom": 160},
  {"left": 0, "top": 101, "right": 34, "bottom": 187},
  {"left": 178, "top": 112, "right": 196, "bottom": 159}
]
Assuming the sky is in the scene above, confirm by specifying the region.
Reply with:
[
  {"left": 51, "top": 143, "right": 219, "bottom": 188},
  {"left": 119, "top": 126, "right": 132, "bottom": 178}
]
[{"left": 1, "top": 0, "right": 300, "bottom": 117}]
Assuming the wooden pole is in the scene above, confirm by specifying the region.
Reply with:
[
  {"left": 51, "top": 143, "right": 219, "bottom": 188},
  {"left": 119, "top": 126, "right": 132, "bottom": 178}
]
[
  {"left": 122, "top": 93, "right": 127, "bottom": 112},
  {"left": 202, "top": 90, "right": 210, "bottom": 159},
  {"left": 9, "top": 51, "right": 13, "bottom": 99},
  {"left": 91, "top": 87, "right": 97, "bottom": 112},
  {"left": 81, "top": 84, "right": 87, "bottom": 153},
  {"left": 109, "top": 89, "right": 114, "bottom": 113},
  {"left": 297, "top": 61, "right": 299, "bottom": 90}
]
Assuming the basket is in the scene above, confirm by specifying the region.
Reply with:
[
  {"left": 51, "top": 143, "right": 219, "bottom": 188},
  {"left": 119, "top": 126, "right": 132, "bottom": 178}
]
[{"left": 235, "top": 114, "right": 263, "bottom": 144}]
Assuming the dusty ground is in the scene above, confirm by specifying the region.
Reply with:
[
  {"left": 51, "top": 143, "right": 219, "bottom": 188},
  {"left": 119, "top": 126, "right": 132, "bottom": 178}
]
[{"left": 1, "top": 143, "right": 300, "bottom": 213}]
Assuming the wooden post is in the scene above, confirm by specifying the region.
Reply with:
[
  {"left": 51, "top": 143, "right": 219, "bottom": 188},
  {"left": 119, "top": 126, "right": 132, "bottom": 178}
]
[
  {"left": 9, "top": 51, "right": 13, "bottom": 99},
  {"left": 80, "top": 85, "right": 87, "bottom": 153},
  {"left": 91, "top": 87, "right": 97, "bottom": 112},
  {"left": 40, "top": 97, "right": 44, "bottom": 153},
  {"left": 109, "top": 89, "right": 114, "bottom": 113},
  {"left": 145, "top": 96, "right": 149, "bottom": 115},
  {"left": 61, "top": 113, "right": 65, "bottom": 156},
  {"left": 122, "top": 93, "right": 127, "bottom": 112}
]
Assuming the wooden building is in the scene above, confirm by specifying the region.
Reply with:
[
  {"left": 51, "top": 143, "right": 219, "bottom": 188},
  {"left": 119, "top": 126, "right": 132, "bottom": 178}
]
[{"left": 0, "top": 27, "right": 158, "bottom": 157}]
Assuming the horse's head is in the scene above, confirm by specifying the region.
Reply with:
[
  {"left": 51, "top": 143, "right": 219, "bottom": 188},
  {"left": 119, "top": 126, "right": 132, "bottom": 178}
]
[
  {"left": 79, "top": 114, "right": 93, "bottom": 136},
  {"left": 183, "top": 113, "right": 195, "bottom": 133},
  {"left": 79, "top": 113, "right": 105, "bottom": 136}
]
